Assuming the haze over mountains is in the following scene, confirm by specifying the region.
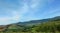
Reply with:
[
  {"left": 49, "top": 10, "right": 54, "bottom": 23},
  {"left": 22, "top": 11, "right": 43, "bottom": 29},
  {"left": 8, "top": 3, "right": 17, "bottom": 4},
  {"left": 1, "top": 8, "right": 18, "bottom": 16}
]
[
  {"left": 0, "top": 16, "right": 60, "bottom": 31},
  {"left": 15, "top": 16, "right": 60, "bottom": 25},
  {"left": 0, "top": 16, "right": 60, "bottom": 26}
]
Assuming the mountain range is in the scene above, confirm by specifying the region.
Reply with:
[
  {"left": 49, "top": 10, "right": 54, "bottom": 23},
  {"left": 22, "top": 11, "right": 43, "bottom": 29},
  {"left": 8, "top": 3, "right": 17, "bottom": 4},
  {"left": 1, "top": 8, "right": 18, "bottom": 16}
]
[
  {"left": 16, "top": 16, "right": 60, "bottom": 26},
  {"left": 0, "top": 16, "right": 60, "bottom": 32}
]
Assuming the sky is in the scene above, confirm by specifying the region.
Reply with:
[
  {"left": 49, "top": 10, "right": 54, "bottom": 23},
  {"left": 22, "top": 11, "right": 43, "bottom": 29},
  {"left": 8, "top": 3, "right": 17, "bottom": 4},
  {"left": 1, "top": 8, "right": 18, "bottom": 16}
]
[{"left": 0, "top": 0, "right": 60, "bottom": 25}]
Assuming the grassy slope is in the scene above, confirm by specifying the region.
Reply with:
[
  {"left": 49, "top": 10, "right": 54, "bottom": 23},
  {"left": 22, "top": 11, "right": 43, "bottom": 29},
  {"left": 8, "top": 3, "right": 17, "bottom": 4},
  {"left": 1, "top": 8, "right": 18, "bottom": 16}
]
[{"left": 0, "top": 16, "right": 60, "bottom": 33}]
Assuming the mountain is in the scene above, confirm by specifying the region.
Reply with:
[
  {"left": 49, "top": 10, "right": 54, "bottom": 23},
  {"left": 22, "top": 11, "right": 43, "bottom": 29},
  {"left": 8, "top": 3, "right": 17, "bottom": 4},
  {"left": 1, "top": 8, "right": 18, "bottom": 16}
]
[
  {"left": 16, "top": 19, "right": 49, "bottom": 26},
  {"left": 16, "top": 16, "right": 60, "bottom": 26},
  {"left": 0, "top": 16, "right": 60, "bottom": 32}
]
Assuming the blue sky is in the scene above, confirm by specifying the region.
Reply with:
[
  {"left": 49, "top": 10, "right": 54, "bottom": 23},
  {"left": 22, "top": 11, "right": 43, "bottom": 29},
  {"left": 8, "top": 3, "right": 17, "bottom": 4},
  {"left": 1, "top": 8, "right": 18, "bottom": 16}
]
[{"left": 0, "top": 0, "right": 60, "bottom": 25}]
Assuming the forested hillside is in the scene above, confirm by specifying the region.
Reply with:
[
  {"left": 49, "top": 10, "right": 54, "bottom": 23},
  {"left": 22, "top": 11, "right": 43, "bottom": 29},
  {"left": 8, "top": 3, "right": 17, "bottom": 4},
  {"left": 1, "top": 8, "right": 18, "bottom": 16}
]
[{"left": 0, "top": 16, "right": 60, "bottom": 33}]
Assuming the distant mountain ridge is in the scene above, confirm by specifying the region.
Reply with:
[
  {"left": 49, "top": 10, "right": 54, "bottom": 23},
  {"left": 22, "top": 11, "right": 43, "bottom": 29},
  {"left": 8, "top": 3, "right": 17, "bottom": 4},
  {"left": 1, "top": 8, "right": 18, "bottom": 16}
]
[
  {"left": 16, "top": 16, "right": 60, "bottom": 26},
  {"left": 0, "top": 16, "right": 60, "bottom": 32}
]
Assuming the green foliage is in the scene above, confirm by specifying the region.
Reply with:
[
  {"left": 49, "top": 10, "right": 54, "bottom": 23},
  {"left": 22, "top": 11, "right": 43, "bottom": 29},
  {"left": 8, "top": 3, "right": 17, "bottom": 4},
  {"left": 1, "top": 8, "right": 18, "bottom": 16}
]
[
  {"left": 32, "top": 20, "right": 60, "bottom": 32},
  {"left": 0, "top": 17, "right": 60, "bottom": 33}
]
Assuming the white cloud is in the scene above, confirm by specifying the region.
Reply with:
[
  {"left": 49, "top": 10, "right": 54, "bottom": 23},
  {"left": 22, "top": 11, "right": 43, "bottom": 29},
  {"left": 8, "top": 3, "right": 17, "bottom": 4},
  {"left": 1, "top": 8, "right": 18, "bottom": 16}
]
[
  {"left": 19, "top": 3, "right": 29, "bottom": 14},
  {"left": 16, "top": 0, "right": 41, "bottom": 21},
  {"left": 30, "top": 0, "right": 40, "bottom": 9},
  {"left": 0, "top": 0, "right": 44, "bottom": 25}
]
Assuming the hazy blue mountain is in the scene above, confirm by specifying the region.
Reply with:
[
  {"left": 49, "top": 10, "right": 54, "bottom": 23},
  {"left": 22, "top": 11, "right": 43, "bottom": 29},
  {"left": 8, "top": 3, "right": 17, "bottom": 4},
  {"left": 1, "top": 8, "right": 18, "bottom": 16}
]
[{"left": 16, "top": 16, "right": 60, "bottom": 26}]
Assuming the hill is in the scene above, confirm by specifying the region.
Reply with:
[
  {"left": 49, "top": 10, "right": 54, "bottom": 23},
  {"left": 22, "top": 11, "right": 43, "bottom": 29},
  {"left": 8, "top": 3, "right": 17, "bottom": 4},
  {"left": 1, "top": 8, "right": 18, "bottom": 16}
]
[
  {"left": 0, "top": 16, "right": 60, "bottom": 33},
  {"left": 16, "top": 16, "right": 60, "bottom": 26}
]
